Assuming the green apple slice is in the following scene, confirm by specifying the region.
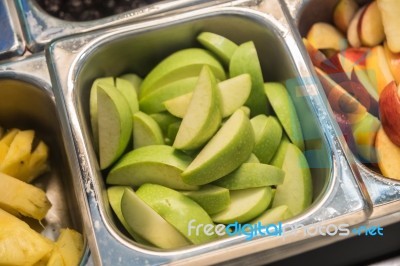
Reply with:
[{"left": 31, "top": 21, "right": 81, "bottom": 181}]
[
  {"left": 164, "top": 92, "right": 192, "bottom": 118},
  {"left": 251, "top": 115, "right": 283, "bottom": 164},
  {"left": 246, "top": 153, "right": 260, "bottom": 163},
  {"left": 139, "top": 77, "right": 198, "bottom": 114},
  {"left": 264, "top": 82, "right": 304, "bottom": 151},
  {"left": 116, "top": 78, "right": 139, "bottom": 115},
  {"left": 136, "top": 183, "right": 218, "bottom": 244},
  {"left": 180, "top": 185, "right": 230, "bottom": 215},
  {"left": 150, "top": 112, "right": 181, "bottom": 136},
  {"left": 167, "top": 121, "right": 181, "bottom": 145},
  {"left": 140, "top": 48, "right": 226, "bottom": 98},
  {"left": 121, "top": 187, "right": 191, "bottom": 248},
  {"left": 89, "top": 77, "right": 114, "bottom": 151},
  {"left": 133, "top": 111, "right": 164, "bottom": 149},
  {"left": 173, "top": 66, "right": 222, "bottom": 150},
  {"left": 211, "top": 187, "right": 272, "bottom": 224},
  {"left": 249, "top": 205, "right": 292, "bottom": 225},
  {"left": 213, "top": 163, "right": 284, "bottom": 190},
  {"left": 230, "top": 41, "right": 269, "bottom": 117},
  {"left": 107, "top": 186, "right": 152, "bottom": 246},
  {"left": 97, "top": 83, "right": 132, "bottom": 169},
  {"left": 182, "top": 108, "right": 255, "bottom": 185},
  {"left": 272, "top": 143, "right": 312, "bottom": 216},
  {"left": 197, "top": 32, "right": 238, "bottom": 66},
  {"left": 107, "top": 145, "right": 197, "bottom": 190},
  {"left": 119, "top": 73, "right": 142, "bottom": 95},
  {"left": 270, "top": 134, "right": 290, "bottom": 168}
]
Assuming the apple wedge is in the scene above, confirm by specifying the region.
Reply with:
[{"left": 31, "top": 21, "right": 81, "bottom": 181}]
[
  {"left": 272, "top": 143, "right": 312, "bottom": 216},
  {"left": 136, "top": 183, "right": 218, "bottom": 244},
  {"left": 119, "top": 73, "right": 142, "bottom": 95},
  {"left": 181, "top": 108, "right": 255, "bottom": 185},
  {"left": 358, "top": 1, "right": 385, "bottom": 47},
  {"left": 347, "top": 6, "right": 365, "bottom": 48},
  {"left": 212, "top": 163, "right": 284, "bottom": 190},
  {"left": 173, "top": 66, "right": 222, "bottom": 150},
  {"left": 376, "top": 127, "right": 400, "bottom": 180},
  {"left": 167, "top": 121, "right": 181, "bottom": 145},
  {"left": 133, "top": 111, "right": 164, "bottom": 149},
  {"left": 366, "top": 45, "right": 395, "bottom": 95},
  {"left": 379, "top": 81, "right": 400, "bottom": 147},
  {"left": 211, "top": 187, "right": 272, "bottom": 224},
  {"left": 270, "top": 134, "right": 290, "bottom": 168},
  {"left": 121, "top": 187, "right": 191, "bottom": 248},
  {"left": 383, "top": 42, "right": 400, "bottom": 85},
  {"left": 264, "top": 82, "right": 304, "bottom": 151},
  {"left": 97, "top": 83, "right": 133, "bottom": 169},
  {"left": 306, "top": 22, "right": 348, "bottom": 51},
  {"left": 333, "top": 0, "right": 359, "bottom": 33},
  {"left": 230, "top": 41, "right": 269, "bottom": 116},
  {"left": 377, "top": 0, "right": 400, "bottom": 53},
  {"left": 107, "top": 145, "right": 197, "bottom": 190},
  {"left": 197, "top": 32, "right": 238, "bottom": 66},
  {"left": 150, "top": 112, "right": 180, "bottom": 135},
  {"left": 116, "top": 77, "right": 139, "bottom": 115},
  {"left": 249, "top": 205, "right": 292, "bottom": 225},
  {"left": 139, "top": 48, "right": 226, "bottom": 98},
  {"left": 181, "top": 185, "right": 230, "bottom": 215}
]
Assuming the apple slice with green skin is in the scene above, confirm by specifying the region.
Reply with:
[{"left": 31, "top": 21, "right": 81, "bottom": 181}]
[
  {"left": 272, "top": 143, "right": 312, "bottom": 216},
  {"left": 211, "top": 187, "right": 272, "bottom": 224},
  {"left": 251, "top": 115, "right": 283, "bottom": 164},
  {"left": 212, "top": 163, "right": 284, "bottom": 190},
  {"left": 150, "top": 112, "right": 181, "bottom": 136},
  {"left": 182, "top": 108, "right": 255, "bottom": 185},
  {"left": 119, "top": 73, "right": 142, "bottom": 94},
  {"left": 264, "top": 82, "right": 304, "bottom": 151},
  {"left": 164, "top": 92, "right": 191, "bottom": 118},
  {"left": 246, "top": 153, "right": 260, "bottom": 163},
  {"left": 139, "top": 48, "right": 226, "bottom": 98},
  {"left": 270, "top": 134, "right": 290, "bottom": 168},
  {"left": 197, "top": 32, "right": 238, "bottom": 66},
  {"left": 107, "top": 186, "right": 152, "bottom": 246},
  {"left": 351, "top": 112, "right": 380, "bottom": 163},
  {"left": 173, "top": 66, "right": 222, "bottom": 150},
  {"left": 107, "top": 145, "right": 197, "bottom": 190},
  {"left": 133, "top": 111, "right": 164, "bottom": 149},
  {"left": 379, "top": 81, "right": 400, "bottom": 147},
  {"left": 116, "top": 78, "right": 139, "bottom": 115},
  {"left": 97, "top": 83, "right": 132, "bottom": 169},
  {"left": 136, "top": 183, "right": 218, "bottom": 244},
  {"left": 249, "top": 205, "right": 292, "bottom": 225},
  {"left": 89, "top": 76, "right": 114, "bottom": 151},
  {"left": 230, "top": 41, "right": 269, "bottom": 117},
  {"left": 121, "top": 187, "right": 191, "bottom": 248},
  {"left": 167, "top": 121, "right": 181, "bottom": 145},
  {"left": 181, "top": 185, "right": 230, "bottom": 215},
  {"left": 376, "top": 127, "right": 400, "bottom": 180},
  {"left": 333, "top": 0, "right": 359, "bottom": 33},
  {"left": 139, "top": 77, "right": 197, "bottom": 114}
]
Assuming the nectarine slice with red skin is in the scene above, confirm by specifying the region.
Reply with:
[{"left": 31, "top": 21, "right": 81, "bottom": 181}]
[
  {"left": 376, "top": 127, "right": 400, "bottom": 180},
  {"left": 379, "top": 81, "right": 400, "bottom": 147}
]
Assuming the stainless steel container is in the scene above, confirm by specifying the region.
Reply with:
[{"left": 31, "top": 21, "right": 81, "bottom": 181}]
[
  {"left": 46, "top": 0, "right": 372, "bottom": 264},
  {"left": 286, "top": 0, "right": 400, "bottom": 221},
  {"left": 14, "top": 0, "right": 220, "bottom": 53},
  {"left": 0, "top": 54, "right": 97, "bottom": 265}
]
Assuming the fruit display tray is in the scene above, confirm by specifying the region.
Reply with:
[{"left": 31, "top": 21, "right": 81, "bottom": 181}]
[
  {"left": 0, "top": 54, "right": 93, "bottom": 264},
  {"left": 1, "top": 0, "right": 399, "bottom": 265}
]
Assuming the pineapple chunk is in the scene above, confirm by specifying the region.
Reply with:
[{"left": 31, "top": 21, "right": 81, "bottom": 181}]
[
  {"left": 18, "top": 141, "right": 50, "bottom": 183},
  {"left": 0, "top": 208, "right": 54, "bottom": 266},
  {"left": 0, "top": 172, "right": 51, "bottom": 220},
  {"left": 0, "top": 128, "right": 19, "bottom": 146},
  {"left": 47, "top": 229, "right": 84, "bottom": 266},
  {"left": 0, "top": 130, "right": 34, "bottom": 178}
]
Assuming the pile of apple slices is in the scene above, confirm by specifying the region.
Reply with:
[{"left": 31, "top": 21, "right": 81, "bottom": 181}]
[
  {"left": 0, "top": 127, "right": 84, "bottom": 266},
  {"left": 305, "top": 0, "right": 400, "bottom": 180},
  {"left": 90, "top": 32, "right": 313, "bottom": 248}
]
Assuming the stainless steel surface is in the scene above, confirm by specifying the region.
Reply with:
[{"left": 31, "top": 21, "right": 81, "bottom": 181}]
[
  {"left": 15, "top": 0, "right": 226, "bottom": 53},
  {"left": 0, "top": 0, "right": 25, "bottom": 60},
  {"left": 287, "top": 0, "right": 400, "bottom": 220},
  {"left": 46, "top": 0, "right": 371, "bottom": 264},
  {"left": 0, "top": 54, "right": 96, "bottom": 265}
]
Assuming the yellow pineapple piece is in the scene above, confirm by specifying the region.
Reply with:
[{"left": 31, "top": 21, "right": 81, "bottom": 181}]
[
  {"left": 0, "top": 208, "right": 54, "bottom": 266},
  {"left": 46, "top": 229, "right": 84, "bottom": 266},
  {"left": 0, "top": 142, "right": 8, "bottom": 162},
  {"left": 0, "top": 172, "right": 52, "bottom": 220},
  {"left": 0, "top": 130, "right": 34, "bottom": 178},
  {"left": 19, "top": 141, "right": 50, "bottom": 183},
  {"left": 0, "top": 128, "right": 19, "bottom": 145}
]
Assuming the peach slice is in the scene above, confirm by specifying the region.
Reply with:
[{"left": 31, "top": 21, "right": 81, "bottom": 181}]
[
  {"left": 366, "top": 45, "right": 395, "bottom": 95},
  {"left": 347, "top": 6, "right": 365, "bottom": 48},
  {"left": 333, "top": 0, "right": 359, "bottom": 33},
  {"left": 307, "top": 22, "right": 348, "bottom": 51},
  {"left": 358, "top": 1, "right": 385, "bottom": 47},
  {"left": 379, "top": 81, "right": 400, "bottom": 147},
  {"left": 376, "top": 127, "right": 400, "bottom": 180},
  {"left": 377, "top": 0, "right": 400, "bottom": 53},
  {"left": 383, "top": 41, "right": 400, "bottom": 84}
]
